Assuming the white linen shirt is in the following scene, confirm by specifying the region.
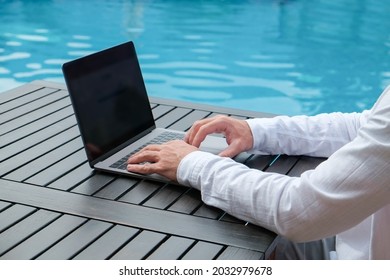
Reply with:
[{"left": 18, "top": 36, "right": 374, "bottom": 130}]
[{"left": 177, "top": 86, "right": 390, "bottom": 260}]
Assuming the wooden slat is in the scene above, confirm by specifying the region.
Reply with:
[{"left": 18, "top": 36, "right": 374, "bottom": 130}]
[
  {"left": 233, "top": 152, "right": 254, "bottom": 164},
  {"left": 151, "top": 104, "right": 174, "bottom": 120},
  {"left": 117, "top": 179, "right": 164, "bottom": 205},
  {"left": 219, "top": 213, "right": 245, "bottom": 224},
  {"left": 0, "top": 87, "right": 58, "bottom": 114},
  {"left": 0, "top": 210, "right": 60, "bottom": 256},
  {"left": 0, "top": 204, "right": 36, "bottom": 232},
  {"left": 0, "top": 201, "right": 11, "bottom": 211},
  {"left": 0, "top": 124, "right": 79, "bottom": 176},
  {"left": 72, "top": 225, "right": 139, "bottom": 260},
  {"left": 110, "top": 230, "right": 167, "bottom": 260},
  {"left": 142, "top": 183, "right": 188, "bottom": 209},
  {"left": 146, "top": 236, "right": 196, "bottom": 260},
  {"left": 0, "top": 215, "right": 87, "bottom": 260},
  {"left": 246, "top": 154, "right": 276, "bottom": 171},
  {"left": 0, "top": 179, "right": 276, "bottom": 252},
  {"left": 181, "top": 241, "right": 223, "bottom": 260},
  {"left": 168, "top": 109, "right": 210, "bottom": 131},
  {"left": 265, "top": 154, "right": 300, "bottom": 174},
  {"left": 25, "top": 149, "right": 86, "bottom": 186},
  {"left": 4, "top": 137, "right": 83, "bottom": 182},
  {"left": 193, "top": 204, "right": 224, "bottom": 219},
  {"left": 168, "top": 188, "right": 203, "bottom": 214},
  {"left": 217, "top": 246, "right": 263, "bottom": 260},
  {"left": 71, "top": 173, "right": 116, "bottom": 196},
  {"left": 0, "top": 97, "right": 70, "bottom": 136},
  {"left": 287, "top": 156, "right": 325, "bottom": 177},
  {"left": 1, "top": 89, "right": 67, "bottom": 124},
  {"left": 155, "top": 107, "right": 192, "bottom": 128},
  {"left": 0, "top": 83, "right": 43, "bottom": 105},
  {"left": 36, "top": 219, "right": 113, "bottom": 260},
  {"left": 0, "top": 108, "right": 75, "bottom": 151},
  {"left": 47, "top": 162, "right": 94, "bottom": 191},
  {"left": 93, "top": 177, "right": 138, "bottom": 200}
]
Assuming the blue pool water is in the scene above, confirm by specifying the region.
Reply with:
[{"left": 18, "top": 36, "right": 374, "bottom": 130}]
[{"left": 1, "top": 0, "right": 390, "bottom": 116}]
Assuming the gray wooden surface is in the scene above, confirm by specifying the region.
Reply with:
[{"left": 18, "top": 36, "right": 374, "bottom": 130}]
[{"left": 0, "top": 80, "right": 325, "bottom": 260}]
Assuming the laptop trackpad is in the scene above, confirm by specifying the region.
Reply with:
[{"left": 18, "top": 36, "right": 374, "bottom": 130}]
[{"left": 199, "top": 135, "right": 228, "bottom": 155}]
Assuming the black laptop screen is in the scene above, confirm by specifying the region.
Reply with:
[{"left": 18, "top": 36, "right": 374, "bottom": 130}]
[{"left": 63, "top": 42, "right": 155, "bottom": 162}]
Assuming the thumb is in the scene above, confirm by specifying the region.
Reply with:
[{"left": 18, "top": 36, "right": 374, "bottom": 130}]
[{"left": 218, "top": 144, "right": 240, "bottom": 158}]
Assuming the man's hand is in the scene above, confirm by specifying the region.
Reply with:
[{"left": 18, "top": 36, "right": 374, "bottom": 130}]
[
  {"left": 185, "top": 115, "right": 253, "bottom": 158},
  {"left": 127, "top": 115, "right": 253, "bottom": 181},
  {"left": 127, "top": 140, "right": 198, "bottom": 181}
]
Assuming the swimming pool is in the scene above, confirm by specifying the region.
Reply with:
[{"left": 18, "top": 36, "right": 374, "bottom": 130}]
[{"left": 1, "top": 0, "right": 389, "bottom": 115}]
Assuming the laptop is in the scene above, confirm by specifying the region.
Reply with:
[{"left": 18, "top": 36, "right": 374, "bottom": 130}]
[{"left": 62, "top": 41, "right": 227, "bottom": 182}]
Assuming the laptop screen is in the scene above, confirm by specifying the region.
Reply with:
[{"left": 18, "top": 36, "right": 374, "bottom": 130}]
[{"left": 62, "top": 42, "right": 155, "bottom": 162}]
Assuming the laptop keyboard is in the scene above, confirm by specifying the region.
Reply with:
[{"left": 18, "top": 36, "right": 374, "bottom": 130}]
[{"left": 109, "top": 131, "right": 184, "bottom": 170}]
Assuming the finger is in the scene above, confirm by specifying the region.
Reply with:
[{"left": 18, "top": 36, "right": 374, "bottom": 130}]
[
  {"left": 191, "top": 121, "right": 226, "bottom": 147},
  {"left": 127, "top": 162, "right": 155, "bottom": 175},
  {"left": 218, "top": 142, "right": 241, "bottom": 158},
  {"left": 188, "top": 115, "right": 226, "bottom": 144},
  {"left": 185, "top": 118, "right": 212, "bottom": 144},
  {"left": 127, "top": 150, "right": 160, "bottom": 164},
  {"left": 128, "top": 145, "right": 161, "bottom": 161},
  {"left": 162, "top": 139, "right": 183, "bottom": 146},
  {"left": 139, "top": 144, "right": 162, "bottom": 152}
]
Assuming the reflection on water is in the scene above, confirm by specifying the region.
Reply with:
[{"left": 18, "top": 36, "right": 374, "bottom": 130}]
[{"left": 0, "top": 0, "right": 389, "bottom": 115}]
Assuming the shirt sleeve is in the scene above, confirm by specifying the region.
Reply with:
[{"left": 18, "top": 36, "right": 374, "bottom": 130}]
[
  {"left": 177, "top": 86, "right": 390, "bottom": 242},
  {"left": 246, "top": 110, "right": 370, "bottom": 157}
]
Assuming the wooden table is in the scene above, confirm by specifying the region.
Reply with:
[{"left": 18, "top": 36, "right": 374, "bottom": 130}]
[{"left": 0, "top": 80, "right": 325, "bottom": 260}]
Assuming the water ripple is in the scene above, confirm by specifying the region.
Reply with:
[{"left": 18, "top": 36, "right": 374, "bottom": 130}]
[
  {"left": 14, "top": 69, "right": 62, "bottom": 78},
  {"left": 16, "top": 34, "right": 49, "bottom": 42},
  {"left": 235, "top": 61, "right": 295, "bottom": 69},
  {"left": 0, "top": 67, "right": 10, "bottom": 74},
  {"left": 142, "top": 62, "right": 226, "bottom": 70},
  {"left": 67, "top": 42, "right": 92, "bottom": 48},
  {"left": 5, "top": 41, "right": 22, "bottom": 47},
  {"left": 0, "top": 52, "right": 31, "bottom": 62}
]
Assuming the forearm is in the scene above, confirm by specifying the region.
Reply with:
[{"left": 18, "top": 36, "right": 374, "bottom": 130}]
[{"left": 246, "top": 111, "right": 369, "bottom": 157}]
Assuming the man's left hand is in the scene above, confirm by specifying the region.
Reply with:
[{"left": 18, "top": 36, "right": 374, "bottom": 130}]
[{"left": 127, "top": 140, "right": 198, "bottom": 181}]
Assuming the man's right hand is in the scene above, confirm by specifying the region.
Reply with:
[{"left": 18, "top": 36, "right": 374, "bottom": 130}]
[{"left": 185, "top": 115, "right": 254, "bottom": 158}]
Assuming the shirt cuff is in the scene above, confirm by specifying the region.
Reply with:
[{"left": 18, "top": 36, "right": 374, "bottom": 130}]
[
  {"left": 245, "top": 118, "right": 275, "bottom": 154},
  {"left": 177, "top": 151, "right": 219, "bottom": 189}
]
